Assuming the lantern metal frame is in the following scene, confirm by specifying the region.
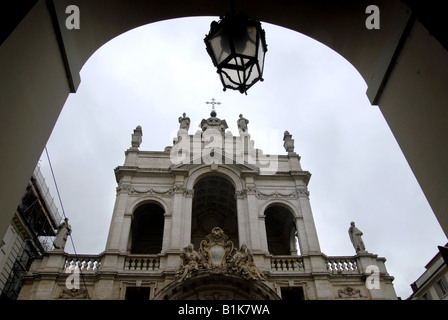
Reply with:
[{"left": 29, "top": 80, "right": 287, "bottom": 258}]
[{"left": 204, "top": 12, "right": 268, "bottom": 94}]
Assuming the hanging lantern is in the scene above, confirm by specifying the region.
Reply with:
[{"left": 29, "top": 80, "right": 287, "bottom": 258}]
[{"left": 204, "top": 12, "right": 268, "bottom": 94}]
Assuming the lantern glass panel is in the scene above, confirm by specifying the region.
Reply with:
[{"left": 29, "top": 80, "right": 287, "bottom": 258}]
[
  {"left": 246, "top": 63, "right": 260, "bottom": 86},
  {"left": 221, "top": 67, "right": 240, "bottom": 89},
  {"left": 209, "top": 31, "right": 230, "bottom": 65},
  {"left": 234, "top": 26, "right": 257, "bottom": 57}
]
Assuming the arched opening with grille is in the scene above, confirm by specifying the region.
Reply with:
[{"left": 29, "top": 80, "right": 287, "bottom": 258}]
[{"left": 191, "top": 175, "right": 238, "bottom": 249}]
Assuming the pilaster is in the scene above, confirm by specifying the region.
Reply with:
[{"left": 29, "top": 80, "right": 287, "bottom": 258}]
[
  {"left": 295, "top": 218, "right": 310, "bottom": 254},
  {"left": 355, "top": 253, "right": 397, "bottom": 299},
  {"left": 308, "top": 253, "right": 333, "bottom": 299},
  {"left": 297, "top": 193, "right": 321, "bottom": 253},
  {"left": 245, "top": 177, "right": 261, "bottom": 251},
  {"left": 170, "top": 175, "right": 186, "bottom": 250},
  {"left": 180, "top": 190, "right": 194, "bottom": 247},
  {"left": 105, "top": 187, "right": 130, "bottom": 252},
  {"left": 118, "top": 213, "right": 132, "bottom": 252},
  {"left": 236, "top": 193, "right": 249, "bottom": 248}
]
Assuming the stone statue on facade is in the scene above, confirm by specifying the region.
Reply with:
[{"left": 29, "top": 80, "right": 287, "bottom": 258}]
[
  {"left": 176, "top": 243, "right": 201, "bottom": 282},
  {"left": 348, "top": 221, "right": 366, "bottom": 253},
  {"left": 283, "top": 130, "right": 295, "bottom": 152},
  {"left": 232, "top": 244, "right": 266, "bottom": 281},
  {"left": 131, "top": 125, "right": 143, "bottom": 149},
  {"left": 53, "top": 218, "right": 71, "bottom": 251},
  {"left": 237, "top": 114, "right": 249, "bottom": 135},
  {"left": 179, "top": 113, "right": 190, "bottom": 130},
  {"left": 178, "top": 113, "right": 190, "bottom": 135}
]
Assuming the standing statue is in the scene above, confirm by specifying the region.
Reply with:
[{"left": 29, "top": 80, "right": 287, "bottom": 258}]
[
  {"left": 178, "top": 113, "right": 190, "bottom": 131},
  {"left": 237, "top": 114, "right": 249, "bottom": 135},
  {"left": 176, "top": 243, "right": 201, "bottom": 282},
  {"left": 53, "top": 218, "right": 71, "bottom": 251},
  {"left": 348, "top": 222, "right": 366, "bottom": 253}
]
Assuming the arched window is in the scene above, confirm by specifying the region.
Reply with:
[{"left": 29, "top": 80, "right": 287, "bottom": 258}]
[
  {"left": 191, "top": 176, "right": 238, "bottom": 248},
  {"left": 264, "top": 205, "right": 298, "bottom": 255},
  {"left": 130, "top": 203, "right": 165, "bottom": 254}
]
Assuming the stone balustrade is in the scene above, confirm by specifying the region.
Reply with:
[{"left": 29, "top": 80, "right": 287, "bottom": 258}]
[
  {"left": 61, "top": 253, "right": 364, "bottom": 276},
  {"left": 64, "top": 254, "right": 102, "bottom": 272},
  {"left": 326, "top": 256, "right": 359, "bottom": 274},
  {"left": 270, "top": 256, "right": 304, "bottom": 272},
  {"left": 124, "top": 255, "right": 160, "bottom": 271}
]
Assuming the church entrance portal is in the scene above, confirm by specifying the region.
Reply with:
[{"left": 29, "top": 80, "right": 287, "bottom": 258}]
[{"left": 154, "top": 273, "right": 280, "bottom": 300}]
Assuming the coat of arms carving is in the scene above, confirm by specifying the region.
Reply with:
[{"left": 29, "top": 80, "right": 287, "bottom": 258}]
[{"left": 175, "top": 227, "right": 266, "bottom": 282}]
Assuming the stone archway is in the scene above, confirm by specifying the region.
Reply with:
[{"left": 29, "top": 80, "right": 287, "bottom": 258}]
[
  {"left": 153, "top": 273, "right": 280, "bottom": 300},
  {"left": 2, "top": 0, "right": 448, "bottom": 244},
  {"left": 130, "top": 202, "right": 165, "bottom": 254},
  {"left": 155, "top": 226, "right": 279, "bottom": 300},
  {"left": 264, "top": 204, "right": 297, "bottom": 256}
]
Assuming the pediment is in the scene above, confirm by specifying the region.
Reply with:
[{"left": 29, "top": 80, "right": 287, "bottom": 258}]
[{"left": 169, "top": 149, "right": 260, "bottom": 175}]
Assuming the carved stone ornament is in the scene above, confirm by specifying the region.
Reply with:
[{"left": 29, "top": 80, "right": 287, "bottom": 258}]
[
  {"left": 338, "top": 286, "right": 362, "bottom": 298},
  {"left": 175, "top": 227, "right": 266, "bottom": 282},
  {"left": 200, "top": 226, "right": 235, "bottom": 271},
  {"left": 175, "top": 243, "right": 201, "bottom": 282},
  {"left": 59, "top": 288, "right": 88, "bottom": 299}
]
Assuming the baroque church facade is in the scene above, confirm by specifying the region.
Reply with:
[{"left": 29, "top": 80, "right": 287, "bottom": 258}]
[{"left": 18, "top": 110, "right": 397, "bottom": 300}]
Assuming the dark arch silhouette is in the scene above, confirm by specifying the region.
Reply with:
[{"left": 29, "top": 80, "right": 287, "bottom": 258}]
[
  {"left": 265, "top": 204, "right": 297, "bottom": 255},
  {"left": 191, "top": 175, "right": 238, "bottom": 248},
  {"left": 130, "top": 202, "right": 165, "bottom": 254},
  {"left": 1, "top": 0, "right": 448, "bottom": 243}
]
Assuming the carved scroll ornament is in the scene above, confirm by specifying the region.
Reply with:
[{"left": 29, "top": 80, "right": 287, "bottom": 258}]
[{"left": 175, "top": 227, "right": 265, "bottom": 282}]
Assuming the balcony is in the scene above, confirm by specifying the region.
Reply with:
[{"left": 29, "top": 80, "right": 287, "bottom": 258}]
[
  {"left": 270, "top": 256, "right": 304, "bottom": 272},
  {"left": 325, "top": 256, "right": 359, "bottom": 274},
  {"left": 61, "top": 253, "right": 367, "bottom": 276},
  {"left": 124, "top": 255, "right": 160, "bottom": 271}
]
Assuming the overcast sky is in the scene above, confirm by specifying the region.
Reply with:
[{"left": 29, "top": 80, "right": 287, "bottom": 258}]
[{"left": 37, "top": 17, "right": 447, "bottom": 299}]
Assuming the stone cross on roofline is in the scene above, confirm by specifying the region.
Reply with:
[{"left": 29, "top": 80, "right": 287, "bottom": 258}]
[{"left": 205, "top": 98, "right": 221, "bottom": 117}]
